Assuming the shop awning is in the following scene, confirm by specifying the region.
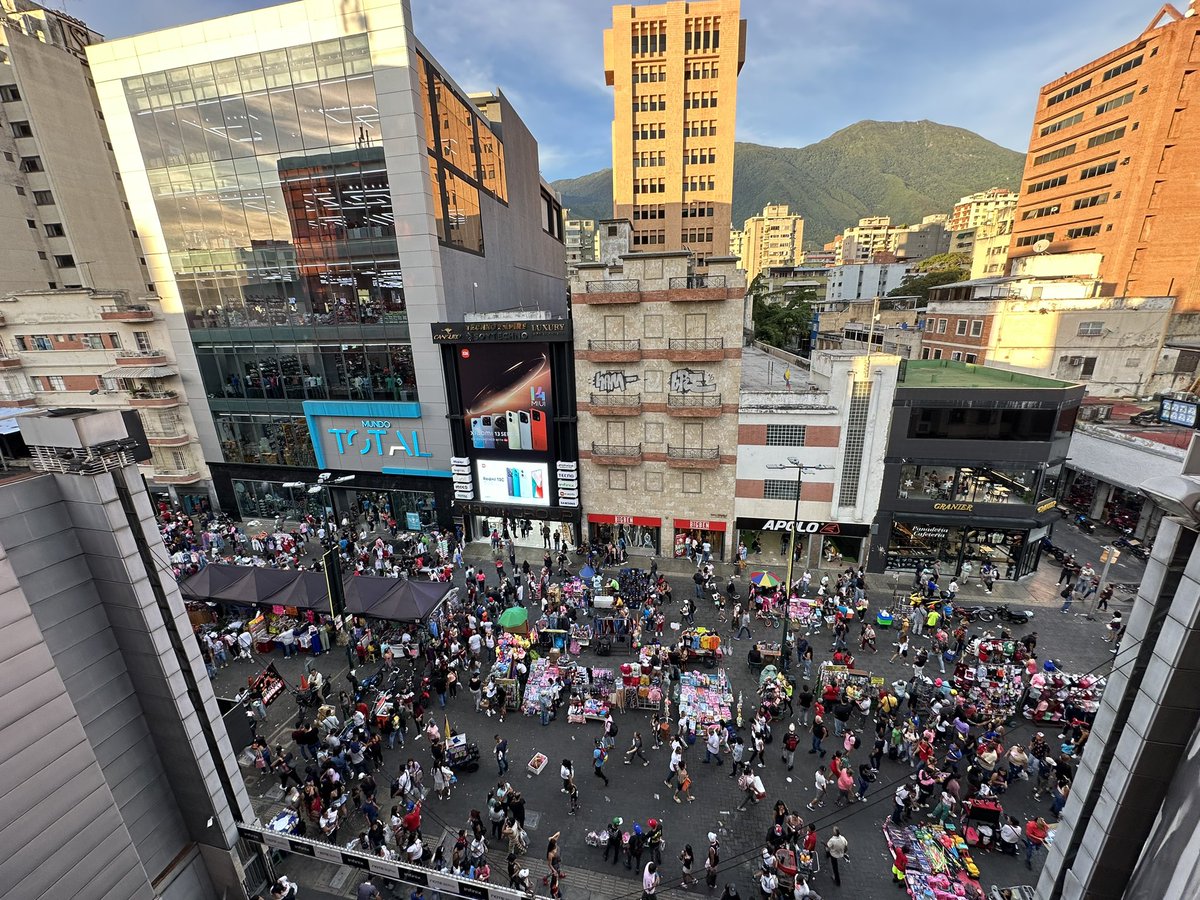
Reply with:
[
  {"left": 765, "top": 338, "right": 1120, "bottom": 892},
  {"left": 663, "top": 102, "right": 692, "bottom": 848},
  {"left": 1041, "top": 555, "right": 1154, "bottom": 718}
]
[
  {"left": 1067, "top": 430, "right": 1183, "bottom": 490},
  {"left": 179, "top": 564, "right": 329, "bottom": 609},
  {"left": 179, "top": 564, "right": 256, "bottom": 602},
  {"left": 102, "top": 365, "right": 177, "bottom": 378},
  {"left": 343, "top": 576, "right": 451, "bottom": 623}
]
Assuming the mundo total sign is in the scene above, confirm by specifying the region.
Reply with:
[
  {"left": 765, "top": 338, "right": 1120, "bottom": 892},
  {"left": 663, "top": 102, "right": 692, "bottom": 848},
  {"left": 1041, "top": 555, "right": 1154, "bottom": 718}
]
[{"left": 303, "top": 401, "right": 450, "bottom": 477}]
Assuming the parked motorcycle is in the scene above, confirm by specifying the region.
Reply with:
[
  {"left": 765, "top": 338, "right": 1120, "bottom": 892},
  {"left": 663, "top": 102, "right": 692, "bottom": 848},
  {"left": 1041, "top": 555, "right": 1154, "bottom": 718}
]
[
  {"left": 951, "top": 603, "right": 995, "bottom": 623},
  {"left": 994, "top": 605, "right": 1034, "bottom": 625},
  {"left": 1040, "top": 537, "right": 1068, "bottom": 563},
  {"left": 1069, "top": 512, "right": 1097, "bottom": 534},
  {"left": 1114, "top": 533, "right": 1151, "bottom": 561}
]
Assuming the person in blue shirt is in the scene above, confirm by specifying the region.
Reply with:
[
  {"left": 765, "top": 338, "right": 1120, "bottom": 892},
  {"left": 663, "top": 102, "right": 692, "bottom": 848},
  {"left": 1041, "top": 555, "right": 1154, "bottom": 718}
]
[{"left": 593, "top": 738, "right": 610, "bottom": 786}]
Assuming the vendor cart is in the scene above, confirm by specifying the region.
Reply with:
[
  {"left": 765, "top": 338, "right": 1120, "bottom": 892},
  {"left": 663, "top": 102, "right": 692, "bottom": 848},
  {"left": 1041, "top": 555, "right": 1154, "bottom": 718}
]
[
  {"left": 816, "top": 662, "right": 874, "bottom": 704},
  {"left": 774, "top": 846, "right": 818, "bottom": 893},
  {"left": 677, "top": 627, "right": 723, "bottom": 669},
  {"left": 445, "top": 732, "right": 481, "bottom": 773}
]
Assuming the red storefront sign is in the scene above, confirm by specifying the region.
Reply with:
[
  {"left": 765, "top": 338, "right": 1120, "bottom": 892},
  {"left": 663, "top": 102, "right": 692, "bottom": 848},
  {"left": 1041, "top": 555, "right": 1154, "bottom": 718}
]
[
  {"left": 674, "top": 518, "right": 727, "bottom": 532},
  {"left": 588, "top": 513, "right": 661, "bottom": 527}
]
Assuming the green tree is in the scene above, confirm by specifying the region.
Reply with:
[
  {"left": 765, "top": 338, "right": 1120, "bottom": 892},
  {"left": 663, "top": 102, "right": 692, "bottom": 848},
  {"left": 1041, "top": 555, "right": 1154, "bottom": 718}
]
[
  {"left": 888, "top": 267, "right": 968, "bottom": 303},
  {"left": 914, "top": 252, "right": 969, "bottom": 274},
  {"left": 752, "top": 287, "right": 816, "bottom": 349}
]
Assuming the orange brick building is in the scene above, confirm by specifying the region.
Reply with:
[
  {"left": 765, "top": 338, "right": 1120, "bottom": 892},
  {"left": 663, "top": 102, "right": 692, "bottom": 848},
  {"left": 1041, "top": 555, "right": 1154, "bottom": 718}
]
[{"left": 1010, "top": 3, "right": 1200, "bottom": 310}]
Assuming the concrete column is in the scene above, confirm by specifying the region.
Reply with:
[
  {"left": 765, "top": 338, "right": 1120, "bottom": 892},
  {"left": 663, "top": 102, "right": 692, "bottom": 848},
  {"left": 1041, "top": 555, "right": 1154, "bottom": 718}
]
[{"left": 1089, "top": 481, "right": 1114, "bottom": 521}]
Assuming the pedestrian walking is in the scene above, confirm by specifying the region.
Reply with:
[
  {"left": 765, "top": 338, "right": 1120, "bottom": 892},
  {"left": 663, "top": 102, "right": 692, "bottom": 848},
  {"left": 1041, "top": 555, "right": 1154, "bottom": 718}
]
[
  {"left": 810, "top": 716, "right": 828, "bottom": 757},
  {"left": 593, "top": 739, "right": 610, "bottom": 787},
  {"left": 1103, "top": 611, "right": 1123, "bottom": 642},
  {"left": 806, "top": 767, "right": 828, "bottom": 810},
  {"left": 673, "top": 762, "right": 695, "bottom": 803},
  {"left": 782, "top": 723, "right": 799, "bottom": 770},
  {"left": 495, "top": 734, "right": 509, "bottom": 775},
  {"left": 825, "top": 827, "right": 848, "bottom": 887},
  {"left": 705, "top": 834, "right": 720, "bottom": 890},
  {"left": 704, "top": 726, "right": 725, "bottom": 766}
]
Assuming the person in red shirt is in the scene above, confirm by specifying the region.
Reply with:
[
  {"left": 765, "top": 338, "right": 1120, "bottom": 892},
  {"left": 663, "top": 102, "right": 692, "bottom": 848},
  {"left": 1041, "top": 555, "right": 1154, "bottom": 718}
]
[
  {"left": 891, "top": 843, "right": 908, "bottom": 884},
  {"left": 1024, "top": 816, "right": 1049, "bottom": 870},
  {"left": 803, "top": 823, "right": 818, "bottom": 853}
]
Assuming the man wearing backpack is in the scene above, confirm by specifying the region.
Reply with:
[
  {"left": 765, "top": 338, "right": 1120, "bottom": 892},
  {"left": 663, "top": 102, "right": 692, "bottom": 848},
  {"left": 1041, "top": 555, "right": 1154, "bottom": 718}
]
[{"left": 782, "top": 723, "right": 800, "bottom": 770}]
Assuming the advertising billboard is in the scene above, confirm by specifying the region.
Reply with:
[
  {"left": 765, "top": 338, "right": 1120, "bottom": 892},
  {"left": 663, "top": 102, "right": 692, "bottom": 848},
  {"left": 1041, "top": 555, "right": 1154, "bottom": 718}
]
[
  {"left": 476, "top": 459, "right": 550, "bottom": 507},
  {"left": 303, "top": 401, "right": 449, "bottom": 476},
  {"left": 458, "top": 343, "right": 552, "bottom": 454}
]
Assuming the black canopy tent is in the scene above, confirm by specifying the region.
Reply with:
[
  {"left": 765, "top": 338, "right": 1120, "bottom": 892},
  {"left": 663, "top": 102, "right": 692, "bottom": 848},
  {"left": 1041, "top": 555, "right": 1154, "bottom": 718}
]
[
  {"left": 179, "top": 564, "right": 329, "bottom": 610},
  {"left": 343, "top": 577, "right": 452, "bottom": 623}
]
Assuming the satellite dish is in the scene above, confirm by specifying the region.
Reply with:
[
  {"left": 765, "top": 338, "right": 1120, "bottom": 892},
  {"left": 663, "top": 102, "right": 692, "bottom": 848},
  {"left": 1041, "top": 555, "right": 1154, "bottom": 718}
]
[{"left": 1032, "top": 239, "right": 1051, "bottom": 254}]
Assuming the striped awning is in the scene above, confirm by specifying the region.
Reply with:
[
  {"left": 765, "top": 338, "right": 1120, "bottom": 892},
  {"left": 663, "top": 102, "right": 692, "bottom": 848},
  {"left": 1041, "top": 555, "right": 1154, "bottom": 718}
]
[{"left": 102, "top": 365, "right": 176, "bottom": 379}]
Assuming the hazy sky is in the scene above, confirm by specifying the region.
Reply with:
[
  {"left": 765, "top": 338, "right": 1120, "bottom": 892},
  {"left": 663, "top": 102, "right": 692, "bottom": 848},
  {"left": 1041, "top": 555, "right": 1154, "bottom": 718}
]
[{"left": 70, "top": 0, "right": 1153, "bottom": 180}]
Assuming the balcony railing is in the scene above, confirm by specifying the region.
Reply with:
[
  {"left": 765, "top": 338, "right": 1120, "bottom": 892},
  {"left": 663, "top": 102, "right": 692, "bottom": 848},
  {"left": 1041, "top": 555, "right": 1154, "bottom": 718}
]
[
  {"left": 668, "top": 275, "right": 727, "bottom": 289},
  {"left": 585, "top": 279, "right": 639, "bottom": 293},
  {"left": 591, "top": 442, "right": 642, "bottom": 457},
  {"left": 100, "top": 303, "right": 155, "bottom": 321},
  {"left": 668, "top": 338, "right": 724, "bottom": 351},
  {"left": 115, "top": 348, "right": 167, "bottom": 359},
  {"left": 667, "top": 394, "right": 722, "bottom": 408},
  {"left": 590, "top": 393, "right": 642, "bottom": 407},
  {"left": 588, "top": 339, "right": 641, "bottom": 351},
  {"left": 667, "top": 445, "right": 720, "bottom": 460}
]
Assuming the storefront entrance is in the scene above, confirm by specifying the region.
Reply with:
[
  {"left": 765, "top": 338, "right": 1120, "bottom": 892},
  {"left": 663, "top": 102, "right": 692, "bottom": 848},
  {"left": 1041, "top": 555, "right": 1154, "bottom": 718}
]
[
  {"left": 673, "top": 517, "right": 728, "bottom": 562},
  {"left": 884, "top": 519, "right": 1040, "bottom": 580},
  {"left": 229, "top": 479, "right": 436, "bottom": 531},
  {"left": 470, "top": 513, "right": 577, "bottom": 554},
  {"left": 735, "top": 518, "right": 871, "bottom": 570},
  {"left": 587, "top": 514, "right": 661, "bottom": 556}
]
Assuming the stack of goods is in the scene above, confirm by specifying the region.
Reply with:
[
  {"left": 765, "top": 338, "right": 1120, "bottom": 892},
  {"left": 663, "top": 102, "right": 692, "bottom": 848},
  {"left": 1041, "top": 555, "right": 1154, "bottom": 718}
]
[
  {"left": 818, "top": 662, "right": 873, "bottom": 703},
  {"left": 954, "top": 640, "right": 1025, "bottom": 722},
  {"left": 1023, "top": 669, "right": 1105, "bottom": 725},
  {"left": 491, "top": 632, "right": 530, "bottom": 680},
  {"left": 571, "top": 666, "right": 615, "bottom": 719},
  {"left": 882, "top": 821, "right": 984, "bottom": 900},
  {"left": 677, "top": 670, "right": 733, "bottom": 728},
  {"left": 559, "top": 577, "right": 589, "bottom": 608},
  {"left": 619, "top": 661, "right": 665, "bottom": 710},
  {"left": 519, "top": 658, "right": 564, "bottom": 716},
  {"left": 681, "top": 627, "right": 721, "bottom": 655},
  {"left": 247, "top": 664, "right": 286, "bottom": 706}
]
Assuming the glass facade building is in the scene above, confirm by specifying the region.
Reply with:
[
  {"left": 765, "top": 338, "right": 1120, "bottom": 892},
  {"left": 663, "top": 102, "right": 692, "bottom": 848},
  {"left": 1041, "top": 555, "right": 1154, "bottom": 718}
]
[{"left": 89, "top": 0, "right": 567, "bottom": 527}]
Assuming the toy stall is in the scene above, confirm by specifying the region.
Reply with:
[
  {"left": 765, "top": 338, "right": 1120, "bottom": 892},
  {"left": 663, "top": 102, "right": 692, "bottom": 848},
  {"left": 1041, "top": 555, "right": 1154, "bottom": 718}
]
[
  {"left": 1022, "top": 666, "right": 1105, "bottom": 725},
  {"left": 817, "top": 662, "right": 875, "bottom": 703},
  {"left": 882, "top": 821, "right": 984, "bottom": 900},
  {"left": 619, "top": 661, "right": 666, "bottom": 712},
  {"left": 954, "top": 638, "right": 1025, "bottom": 723},
  {"left": 677, "top": 669, "right": 733, "bottom": 729},
  {"left": 520, "top": 658, "right": 564, "bottom": 717},
  {"left": 489, "top": 632, "right": 530, "bottom": 713},
  {"left": 570, "top": 665, "right": 616, "bottom": 720}
]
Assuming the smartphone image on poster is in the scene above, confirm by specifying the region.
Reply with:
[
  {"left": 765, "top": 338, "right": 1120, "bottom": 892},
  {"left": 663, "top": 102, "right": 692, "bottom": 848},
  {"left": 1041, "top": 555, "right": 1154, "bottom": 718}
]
[
  {"left": 493, "top": 415, "right": 508, "bottom": 449},
  {"left": 506, "top": 410, "right": 522, "bottom": 450},
  {"left": 480, "top": 415, "right": 495, "bottom": 449},
  {"left": 532, "top": 468, "right": 544, "bottom": 498},
  {"left": 470, "top": 417, "right": 486, "bottom": 449},
  {"left": 530, "top": 409, "right": 548, "bottom": 451},
  {"left": 519, "top": 467, "right": 532, "bottom": 497},
  {"left": 507, "top": 467, "right": 520, "bottom": 497},
  {"left": 518, "top": 410, "right": 533, "bottom": 451}
]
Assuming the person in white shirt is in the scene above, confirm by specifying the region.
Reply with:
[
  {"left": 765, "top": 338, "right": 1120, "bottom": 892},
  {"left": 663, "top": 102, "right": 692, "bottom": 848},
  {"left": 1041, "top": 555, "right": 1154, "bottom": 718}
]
[{"left": 642, "top": 861, "right": 660, "bottom": 898}]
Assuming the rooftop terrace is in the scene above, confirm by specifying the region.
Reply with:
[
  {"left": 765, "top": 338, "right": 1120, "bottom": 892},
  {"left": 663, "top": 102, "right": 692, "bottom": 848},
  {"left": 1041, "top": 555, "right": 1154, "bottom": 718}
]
[{"left": 899, "top": 359, "right": 1075, "bottom": 390}]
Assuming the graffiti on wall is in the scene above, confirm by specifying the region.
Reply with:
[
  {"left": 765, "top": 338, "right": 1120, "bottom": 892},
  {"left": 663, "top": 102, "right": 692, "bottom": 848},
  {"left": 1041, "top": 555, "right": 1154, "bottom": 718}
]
[
  {"left": 592, "top": 370, "right": 640, "bottom": 393},
  {"left": 669, "top": 368, "right": 716, "bottom": 394}
]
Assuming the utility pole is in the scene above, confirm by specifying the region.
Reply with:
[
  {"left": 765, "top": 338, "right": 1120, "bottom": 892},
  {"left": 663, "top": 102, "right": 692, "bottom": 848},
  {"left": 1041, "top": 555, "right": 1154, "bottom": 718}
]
[
  {"left": 766, "top": 458, "right": 835, "bottom": 673},
  {"left": 1085, "top": 545, "right": 1119, "bottom": 620}
]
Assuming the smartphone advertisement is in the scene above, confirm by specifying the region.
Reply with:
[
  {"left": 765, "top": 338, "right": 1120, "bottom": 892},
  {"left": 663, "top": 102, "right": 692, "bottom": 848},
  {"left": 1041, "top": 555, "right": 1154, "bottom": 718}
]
[
  {"left": 459, "top": 343, "right": 553, "bottom": 454},
  {"left": 476, "top": 459, "right": 550, "bottom": 507}
]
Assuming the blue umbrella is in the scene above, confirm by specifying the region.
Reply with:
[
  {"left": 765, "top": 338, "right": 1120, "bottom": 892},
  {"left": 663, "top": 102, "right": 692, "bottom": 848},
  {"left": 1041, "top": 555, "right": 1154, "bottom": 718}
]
[{"left": 580, "top": 565, "right": 596, "bottom": 580}]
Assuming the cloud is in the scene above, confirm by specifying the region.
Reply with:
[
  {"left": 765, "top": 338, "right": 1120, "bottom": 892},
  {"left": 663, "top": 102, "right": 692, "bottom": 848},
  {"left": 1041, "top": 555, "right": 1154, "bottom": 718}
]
[{"left": 71, "top": 0, "right": 1148, "bottom": 178}]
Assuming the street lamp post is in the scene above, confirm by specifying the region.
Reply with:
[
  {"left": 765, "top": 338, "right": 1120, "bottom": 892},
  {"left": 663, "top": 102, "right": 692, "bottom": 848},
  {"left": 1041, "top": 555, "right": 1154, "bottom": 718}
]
[
  {"left": 1085, "top": 545, "right": 1119, "bottom": 621},
  {"left": 766, "top": 458, "right": 835, "bottom": 674}
]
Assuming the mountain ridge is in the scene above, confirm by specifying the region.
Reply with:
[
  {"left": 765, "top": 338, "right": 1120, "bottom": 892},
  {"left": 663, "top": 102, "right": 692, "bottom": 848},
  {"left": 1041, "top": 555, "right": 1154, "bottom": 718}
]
[{"left": 551, "top": 119, "right": 1025, "bottom": 247}]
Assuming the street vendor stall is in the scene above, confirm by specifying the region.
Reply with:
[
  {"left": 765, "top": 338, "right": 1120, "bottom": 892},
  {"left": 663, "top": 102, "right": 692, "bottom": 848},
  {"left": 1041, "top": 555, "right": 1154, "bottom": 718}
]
[
  {"left": 1022, "top": 666, "right": 1104, "bottom": 725},
  {"left": 954, "top": 638, "right": 1025, "bottom": 723},
  {"left": 675, "top": 626, "right": 723, "bottom": 669},
  {"left": 817, "top": 662, "right": 875, "bottom": 704},
  {"left": 570, "top": 665, "right": 616, "bottom": 719},
  {"left": 489, "top": 632, "right": 530, "bottom": 712},
  {"left": 882, "top": 820, "right": 984, "bottom": 900},
  {"left": 619, "top": 661, "right": 666, "bottom": 712},
  {"left": 247, "top": 663, "right": 287, "bottom": 706},
  {"left": 521, "top": 657, "right": 564, "bottom": 717},
  {"left": 677, "top": 669, "right": 733, "bottom": 728}
]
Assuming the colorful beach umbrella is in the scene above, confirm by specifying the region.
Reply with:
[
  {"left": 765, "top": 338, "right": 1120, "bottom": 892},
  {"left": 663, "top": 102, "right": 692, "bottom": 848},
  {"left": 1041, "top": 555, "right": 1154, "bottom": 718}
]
[
  {"left": 749, "top": 571, "right": 781, "bottom": 588},
  {"left": 498, "top": 606, "right": 529, "bottom": 628}
]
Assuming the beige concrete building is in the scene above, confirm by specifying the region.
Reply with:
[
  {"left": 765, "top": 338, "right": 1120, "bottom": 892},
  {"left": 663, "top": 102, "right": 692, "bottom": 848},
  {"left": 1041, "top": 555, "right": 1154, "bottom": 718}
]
[
  {"left": 0, "top": 289, "right": 211, "bottom": 505},
  {"left": 837, "top": 215, "right": 949, "bottom": 264},
  {"left": 968, "top": 206, "right": 1016, "bottom": 279},
  {"left": 728, "top": 226, "right": 745, "bottom": 268},
  {"left": 565, "top": 215, "right": 599, "bottom": 271},
  {"left": 739, "top": 202, "right": 804, "bottom": 280},
  {"left": 947, "top": 188, "right": 1019, "bottom": 232},
  {"left": 0, "top": 1, "right": 151, "bottom": 297},
  {"left": 571, "top": 219, "right": 744, "bottom": 560},
  {"left": 604, "top": 0, "right": 747, "bottom": 263}
]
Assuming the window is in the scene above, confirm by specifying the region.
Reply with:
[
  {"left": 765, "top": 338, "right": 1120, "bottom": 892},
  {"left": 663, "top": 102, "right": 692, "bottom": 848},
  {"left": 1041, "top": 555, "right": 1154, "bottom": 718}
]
[
  {"left": 32, "top": 189, "right": 53, "bottom": 205},
  {"left": 47, "top": 376, "right": 66, "bottom": 391},
  {"left": 19, "top": 156, "right": 42, "bottom": 172},
  {"left": 0, "top": 85, "right": 20, "bottom": 102},
  {"left": 1047, "top": 79, "right": 1091, "bottom": 106},
  {"left": 1095, "top": 92, "right": 1134, "bottom": 115},
  {"left": 1022, "top": 203, "right": 1061, "bottom": 220},
  {"left": 608, "top": 469, "right": 627, "bottom": 491},
  {"left": 53, "top": 254, "right": 75, "bottom": 268},
  {"left": 2, "top": 151, "right": 10, "bottom": 161},
  {"left": 1080, "top": 160, "right": 1117, "bottom": 180},
  {"left": 25, "top": 218, "right": 34, "bottom": 228},
  {"left": 36, "top": 251, "right": 46, "bottom": 260},
  {"left": 9, "top": 120, "right": 32, "bottom": 138},
  {"left": 965, "top": 354, "right": 978, "bottom": 364},
  {"left": 1066, "top": 224, "right": 1102, "bottom": 239},
  {"left": 1080, "top": 357, "right": 1097, "bottom": 379},
  {"left": 951, "top": 351, "right": 962, "bottom": 361},
  {"left": 1077, "top": 321, "right": 1104, "bottom": 336},
  {"left": 1033, "top": 144, "right": 1075, "bottom": 165},
  {"left": 936, "top": 318, "right": 947, "bottom": 334},
  {"left": 1087, "top": 126, "right": 1126, "bottom": 148},
  {"left": 765, "top": 424, "right": 806, "bottom": 446},
  {"left": 970, "top": 320, "right": 983, "bottom": 337},
  {"left": 1040, "top": 113, "right": 1083, "bottom": 136},
  {"left": 1016, "top": 232, "right": 1054, "bottom": 247},
  {"left": 82, "top": 333, "right": 104, "bottom": 349},
  {"left": 1027, "top": 174, "right": 1068, "bottom": 194},
  {"left": 763, "top": 479, "right": 799, "bottom": 501},
  {"left": 1073, "top": 193, "right": 1109, "bottom": 210},
  {"left": 955, "top": 320, "right": 968, "bottom": 336},
  {"left": 43, "top": 223, "right": 64, "bottom": 237},
  {"left": 1102, "top": 56, "right": 1142, "bottom": 81}
]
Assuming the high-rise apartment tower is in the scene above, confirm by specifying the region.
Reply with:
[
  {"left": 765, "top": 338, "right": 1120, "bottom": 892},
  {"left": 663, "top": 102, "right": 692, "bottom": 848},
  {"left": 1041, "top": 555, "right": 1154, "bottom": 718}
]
[
  {"left": 604, "top": 0, "right": 746, "bottom": 264},
  {"left": 1010, "top": 2, "right": 1200, "bottom": 310}
]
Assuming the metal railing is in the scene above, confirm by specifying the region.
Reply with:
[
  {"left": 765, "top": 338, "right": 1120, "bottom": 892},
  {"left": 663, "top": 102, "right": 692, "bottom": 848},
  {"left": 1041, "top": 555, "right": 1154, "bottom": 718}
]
[
  {"left": 588, "top": 339, "right": 641, "bottom": 351},
  {"left": 668, "top": 274, "right": 727, "bottom": 289},
  {"left": 668, "top": 337, "right": 724, "bottom": 351},
  {"left": 667, "top": 394, "right": 722, "bottom": 408},
  {"left": 667, "top": 445, "right": 720, "bottom": 460},
  {"left": 116, "top": 348, "right": 167, "bottom": 359},
  {"left": 590, "top": 393, "right": 642, "bottom": 407},
  {"left": 591, "top": 441, "right": 643, "bottom": 457},
  {"left": 131, "top": 390, "right": 178, "bottom": 399},
  {"left": 585, "top": 279, "right": 640, "bottom": 293}
]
